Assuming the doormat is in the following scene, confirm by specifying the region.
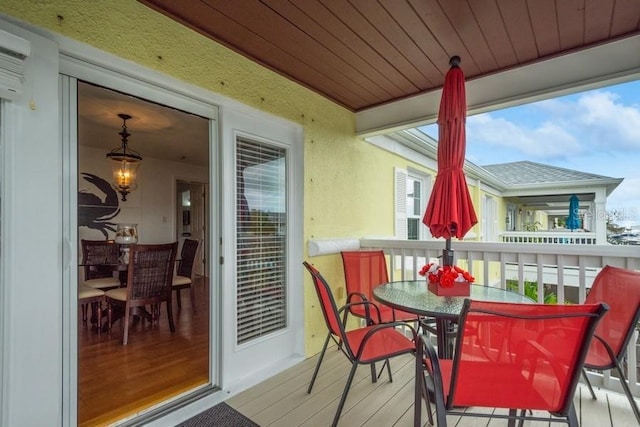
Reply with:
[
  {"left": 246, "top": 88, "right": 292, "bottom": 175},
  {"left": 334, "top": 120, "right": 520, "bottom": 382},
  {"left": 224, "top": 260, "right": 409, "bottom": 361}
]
[{"left": 176, "top": 402, "right": 260, "bottom": 427}]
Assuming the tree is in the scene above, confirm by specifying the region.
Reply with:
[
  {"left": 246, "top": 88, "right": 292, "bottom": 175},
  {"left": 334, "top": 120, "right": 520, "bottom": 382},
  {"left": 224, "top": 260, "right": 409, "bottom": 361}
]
[{"left": 606, "top": 209, "right": 626, "bottom": 235}]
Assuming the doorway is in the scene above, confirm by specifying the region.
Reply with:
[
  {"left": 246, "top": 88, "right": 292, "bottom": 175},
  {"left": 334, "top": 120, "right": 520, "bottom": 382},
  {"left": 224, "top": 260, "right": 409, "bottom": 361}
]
[
  {"left": 75, "top": 80, "right": 213, "bottom": 426},
  {"left": 176, "top": 180, "right": 207, "bottom": 277}
]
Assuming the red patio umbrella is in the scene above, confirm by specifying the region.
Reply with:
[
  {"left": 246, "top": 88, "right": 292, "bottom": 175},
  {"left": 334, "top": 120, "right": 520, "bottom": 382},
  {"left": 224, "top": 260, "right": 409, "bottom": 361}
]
[{"left": 422, "top": 56, "right": 477, "bottom": 265}]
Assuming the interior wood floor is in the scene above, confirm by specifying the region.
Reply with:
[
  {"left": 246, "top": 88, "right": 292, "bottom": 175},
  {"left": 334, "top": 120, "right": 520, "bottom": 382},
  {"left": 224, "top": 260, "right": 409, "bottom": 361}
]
[
  {"left": 78, "top": 276, "right": 210, "bottom": 427},
  {"left": 227, "top": 346, "right": 640, "bottom": 427}
]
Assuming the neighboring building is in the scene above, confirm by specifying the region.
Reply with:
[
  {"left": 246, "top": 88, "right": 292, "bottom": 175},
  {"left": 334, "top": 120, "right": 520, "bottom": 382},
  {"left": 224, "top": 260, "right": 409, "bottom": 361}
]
[
  {"left": 483, "top": 160, "right": 622, "bottom": 238},
  {"left": 378, "top": 129, "right": 622, "bottom": 245}
]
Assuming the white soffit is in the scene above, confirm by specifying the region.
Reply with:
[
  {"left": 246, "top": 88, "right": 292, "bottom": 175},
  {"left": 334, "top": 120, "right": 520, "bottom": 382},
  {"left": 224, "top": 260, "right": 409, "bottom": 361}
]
[{"left": 356, "top": 34, "right": 640, "bottom": 137}]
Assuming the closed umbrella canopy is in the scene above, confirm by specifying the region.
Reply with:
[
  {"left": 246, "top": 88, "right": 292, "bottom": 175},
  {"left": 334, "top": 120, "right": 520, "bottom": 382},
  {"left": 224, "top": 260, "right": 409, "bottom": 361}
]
[
  {"left": 423, "top": 56, "right": 478, "bottom": 250},
  {"left": 567, "top": 195, "right": 580, "bottom": 231}
]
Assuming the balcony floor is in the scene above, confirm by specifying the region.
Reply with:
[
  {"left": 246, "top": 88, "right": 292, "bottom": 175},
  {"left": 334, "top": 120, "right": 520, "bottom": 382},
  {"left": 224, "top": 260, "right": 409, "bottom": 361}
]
[{"left": 226, "top": 345, "right": 639, "bottom": 427}]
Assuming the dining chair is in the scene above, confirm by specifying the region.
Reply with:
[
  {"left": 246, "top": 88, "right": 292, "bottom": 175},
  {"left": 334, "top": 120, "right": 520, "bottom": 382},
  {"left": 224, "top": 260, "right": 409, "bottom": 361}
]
[
  {"left": 172, "top": 238, "right": 199, "bottom": 313},
  {"left": 416, "top": 299, "right": 608, "bottom": 427},
  {"left": 581, "top": 265, "right": 640, "bottom": 424},
  {"left": 80, "top": 239, "right": 121, "bottom": 290},
  {"left": 80, "top": 239, "right": 121, "bottom": 326},
  {"left": 105, "top": 242, "right": 178, "bottom": 345},
  {"left": 303, "top": 261, "right": 417, "bottom": 427},
  {"left": 78, "top": 284, "right": 105, "bottom": 334}
]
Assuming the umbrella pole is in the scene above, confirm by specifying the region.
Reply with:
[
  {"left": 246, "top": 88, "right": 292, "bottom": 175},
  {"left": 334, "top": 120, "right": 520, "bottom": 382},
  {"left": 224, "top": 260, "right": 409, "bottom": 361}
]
[{"left": 443, "top": 238, "right": 454, "bottom": 266}]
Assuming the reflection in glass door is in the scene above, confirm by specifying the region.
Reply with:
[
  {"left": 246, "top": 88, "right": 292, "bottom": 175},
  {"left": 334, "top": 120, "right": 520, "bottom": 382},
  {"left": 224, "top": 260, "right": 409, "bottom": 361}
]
[{"left": 236, "top": 137, "right": 287, "bottom": 344}]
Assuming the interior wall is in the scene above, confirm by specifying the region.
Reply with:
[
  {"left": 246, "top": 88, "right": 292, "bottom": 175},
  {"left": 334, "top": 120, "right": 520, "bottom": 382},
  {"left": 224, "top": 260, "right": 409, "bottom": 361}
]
[{"left": 78, "top": 145, "right": 207, "bottom": 244}]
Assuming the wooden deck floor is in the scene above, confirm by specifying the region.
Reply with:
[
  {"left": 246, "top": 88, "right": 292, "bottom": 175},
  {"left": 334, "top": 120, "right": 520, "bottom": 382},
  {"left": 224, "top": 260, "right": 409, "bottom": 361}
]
[{"left": 227, "top": 345, "right": 639, "bottom": 427}]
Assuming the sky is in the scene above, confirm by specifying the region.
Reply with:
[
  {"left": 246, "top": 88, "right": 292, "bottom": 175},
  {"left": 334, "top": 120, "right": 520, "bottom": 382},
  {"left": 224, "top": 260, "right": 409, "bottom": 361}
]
[{"left": 420, "top": 79, "right": 640, "bottom": 229}]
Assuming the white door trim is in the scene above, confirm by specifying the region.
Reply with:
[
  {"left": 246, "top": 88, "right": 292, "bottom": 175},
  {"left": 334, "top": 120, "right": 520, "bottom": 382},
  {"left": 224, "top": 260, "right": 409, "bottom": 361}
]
[{"left": 219, "top": 106, "right": 305, "bottom": 392}]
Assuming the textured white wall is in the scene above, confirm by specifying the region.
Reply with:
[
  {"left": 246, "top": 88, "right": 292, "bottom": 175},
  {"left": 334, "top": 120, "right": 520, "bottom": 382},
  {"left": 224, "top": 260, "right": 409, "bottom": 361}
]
[{"left": 78, "top": 145, "right": 207, "bottom": 244}]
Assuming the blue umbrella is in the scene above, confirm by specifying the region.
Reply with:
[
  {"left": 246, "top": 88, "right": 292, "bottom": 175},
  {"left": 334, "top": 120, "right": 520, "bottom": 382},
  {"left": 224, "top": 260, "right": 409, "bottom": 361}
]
[{"left": 567, "top": 195, "right": 580, "bottom": 231}]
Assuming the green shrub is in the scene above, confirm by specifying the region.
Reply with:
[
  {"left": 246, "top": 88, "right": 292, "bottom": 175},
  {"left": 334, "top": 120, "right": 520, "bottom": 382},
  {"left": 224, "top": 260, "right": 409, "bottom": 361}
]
[{"left": 506, "top": 279, "right": 558, "bottom": 304}]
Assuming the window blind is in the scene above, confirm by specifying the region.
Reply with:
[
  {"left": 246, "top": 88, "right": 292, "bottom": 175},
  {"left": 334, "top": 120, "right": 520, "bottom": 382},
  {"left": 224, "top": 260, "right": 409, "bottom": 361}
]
[{"left": 236, "top": 138, "right": 287, "bottom": 344}]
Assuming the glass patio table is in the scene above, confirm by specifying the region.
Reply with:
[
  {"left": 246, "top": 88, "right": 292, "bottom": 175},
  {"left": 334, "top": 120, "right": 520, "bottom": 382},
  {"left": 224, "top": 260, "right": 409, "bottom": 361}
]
[{"left": 373, "top": 281, "right": 534, "bottom": 358}]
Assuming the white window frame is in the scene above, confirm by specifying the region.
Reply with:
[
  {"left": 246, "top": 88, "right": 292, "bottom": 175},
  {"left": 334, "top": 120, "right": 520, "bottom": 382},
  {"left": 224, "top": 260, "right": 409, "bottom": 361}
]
[
  {"left": 235, "top": 136, "right": 288, "bottom": 345},
  {"left": 220, "top": 106, "right": 304, "bottom": 392},
  {"left": 395, "top": 167, "right": 431, "bottom": 240}
]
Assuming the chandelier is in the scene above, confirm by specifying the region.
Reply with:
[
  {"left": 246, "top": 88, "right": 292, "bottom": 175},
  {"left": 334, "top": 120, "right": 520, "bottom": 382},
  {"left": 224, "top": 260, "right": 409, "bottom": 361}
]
[{"left": 106, "top": 113, "right": 142, "bottom": 201}]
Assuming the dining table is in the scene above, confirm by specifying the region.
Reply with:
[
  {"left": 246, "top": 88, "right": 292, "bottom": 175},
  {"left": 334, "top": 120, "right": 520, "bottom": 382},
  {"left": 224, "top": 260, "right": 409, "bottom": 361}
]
[{"left": 373, "top": 280, "right": 535, "bottom": 358}]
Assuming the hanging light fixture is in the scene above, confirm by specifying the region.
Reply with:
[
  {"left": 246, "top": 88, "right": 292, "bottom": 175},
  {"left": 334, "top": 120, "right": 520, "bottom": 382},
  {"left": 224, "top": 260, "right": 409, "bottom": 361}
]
[{"left": 106, "top": 113, "right": 142, "bottom": 201}]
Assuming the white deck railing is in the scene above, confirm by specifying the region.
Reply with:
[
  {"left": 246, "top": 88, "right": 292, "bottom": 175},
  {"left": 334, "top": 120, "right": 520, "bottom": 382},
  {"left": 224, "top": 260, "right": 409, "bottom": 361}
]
[
  {"left": 359, "top": 238, "right": 640, "bottom": 397},
  {"left": 501, "top": 231, "right": 597, "bottom": 245}
]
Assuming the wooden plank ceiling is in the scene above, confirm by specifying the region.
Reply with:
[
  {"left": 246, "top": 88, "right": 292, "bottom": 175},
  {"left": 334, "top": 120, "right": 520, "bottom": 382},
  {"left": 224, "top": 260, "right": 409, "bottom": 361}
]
[{"left": 138, "top": 0, "right": 640, "bottom": 112}]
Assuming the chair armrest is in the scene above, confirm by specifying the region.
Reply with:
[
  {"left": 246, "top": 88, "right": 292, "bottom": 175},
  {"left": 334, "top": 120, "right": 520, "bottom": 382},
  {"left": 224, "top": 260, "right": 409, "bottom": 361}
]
[
  {"left": 418, "top": 335, "right": 448, "bottom": 410},
  {"left": 420, "top": 335, "right": 440, "bottom": 374},
  {"left": 345, "top": 292, "right": 376, "bottom": 324},
  {"left": 337, "top": 300, "right": 382, "bottom": 325},
  {"left": 345, "top": 291, "right": 368, "bottom": 303},
  {"left": 354, "top": 321, "right": 418, "bottom": 358},
  {"left": 591, "top": 333, "right": 618, "bottom": 361}
]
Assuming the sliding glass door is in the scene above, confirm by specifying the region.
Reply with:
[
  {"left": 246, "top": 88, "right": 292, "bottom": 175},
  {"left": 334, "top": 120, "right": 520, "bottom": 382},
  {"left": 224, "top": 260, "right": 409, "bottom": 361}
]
[{"left": 62, "top": 74, "right": 218, "bottom": 426}]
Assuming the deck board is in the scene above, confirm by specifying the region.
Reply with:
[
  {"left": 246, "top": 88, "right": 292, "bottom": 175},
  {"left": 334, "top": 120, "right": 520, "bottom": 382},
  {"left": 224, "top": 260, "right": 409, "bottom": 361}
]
[{"left": 227, "top": 344, "right": 639, "bottom": 427}]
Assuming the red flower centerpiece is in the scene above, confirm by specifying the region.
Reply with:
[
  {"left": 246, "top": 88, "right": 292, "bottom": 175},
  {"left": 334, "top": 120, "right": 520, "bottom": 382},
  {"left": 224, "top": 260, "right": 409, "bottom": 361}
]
[{"left": 419, "top": 263, "right": 474, "bottom": 296}]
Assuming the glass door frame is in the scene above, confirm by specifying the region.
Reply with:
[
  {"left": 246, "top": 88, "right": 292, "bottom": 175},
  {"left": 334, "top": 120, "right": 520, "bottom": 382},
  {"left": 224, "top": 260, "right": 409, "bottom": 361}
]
[{"left": 60, "top": 63, "right": 220, "bottom": 424}]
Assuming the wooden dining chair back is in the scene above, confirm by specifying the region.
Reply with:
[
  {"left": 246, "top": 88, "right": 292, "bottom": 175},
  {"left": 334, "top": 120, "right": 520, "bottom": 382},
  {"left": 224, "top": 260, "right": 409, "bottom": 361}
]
[
  {"left": 340, "top": 250, "right": 418, "bottom": 323},
  {"left": 582, "top": 265, "right": 640, "bottom": 423},
  {"left": 105, "top": 242, "right": 178, "bottom": 345},
  {"left": 303, "top": 261, "right": 417, "bottom": 427},
  {"left": 416, "top": 299, "right": 609, "bottom": 427},
  {"left": 80, "top": 239, "right": 120, "bottom": 326},
  {"left": 172, "top": 238, "right": 199, "bottom": 312},
  {"left": 80, "top": 239, "right": 121, "bottom": 289}
]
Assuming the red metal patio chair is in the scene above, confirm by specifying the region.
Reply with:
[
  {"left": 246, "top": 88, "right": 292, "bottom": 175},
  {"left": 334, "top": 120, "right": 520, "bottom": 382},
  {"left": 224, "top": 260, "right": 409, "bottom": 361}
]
[
  {"left": 416, "top": 299, "right": 608, "bottom": 427},
  {"left": 340, "top": 250, "right": 419, "bottom": 323},
  {"left": 581, "top": 265, "right": 640, "bottom": 424},
  {"left": 341, "top": 250, "right": 453, "bottom": 354},
  {"left": 303, "top": 261, "right": 417, "bottom": 427}
]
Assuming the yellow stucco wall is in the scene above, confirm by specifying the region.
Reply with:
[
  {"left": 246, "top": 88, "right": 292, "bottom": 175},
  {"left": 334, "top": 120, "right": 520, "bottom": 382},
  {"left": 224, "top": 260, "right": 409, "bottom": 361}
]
[{"left": 0, "top": 0, "right": 437, "bottom": 356}]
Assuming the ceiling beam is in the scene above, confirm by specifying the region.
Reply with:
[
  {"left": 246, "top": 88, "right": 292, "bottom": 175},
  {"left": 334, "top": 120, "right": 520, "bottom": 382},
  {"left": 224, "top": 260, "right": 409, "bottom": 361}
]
[{"left": 356, "top": 34, "right": 640, "bottom": 137}]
